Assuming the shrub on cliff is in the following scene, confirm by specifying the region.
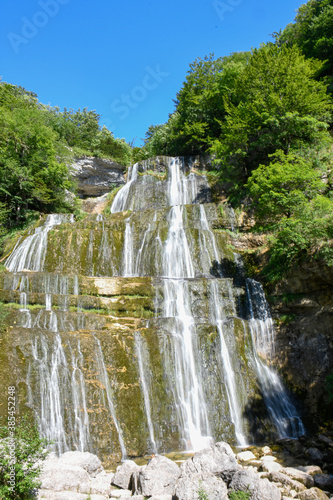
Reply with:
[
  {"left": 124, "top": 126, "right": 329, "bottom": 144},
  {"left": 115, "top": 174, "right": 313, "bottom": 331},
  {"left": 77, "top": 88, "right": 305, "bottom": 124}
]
[{"left": 0, "top": 416, "right": 49, "bottom": 499}]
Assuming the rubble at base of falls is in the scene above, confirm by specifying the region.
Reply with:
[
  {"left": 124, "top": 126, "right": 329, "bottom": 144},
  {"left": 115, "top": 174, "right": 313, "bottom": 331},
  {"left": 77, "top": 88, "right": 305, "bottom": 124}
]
[{"left": 36, "top": 438, "right": 333, "bottom": 500}]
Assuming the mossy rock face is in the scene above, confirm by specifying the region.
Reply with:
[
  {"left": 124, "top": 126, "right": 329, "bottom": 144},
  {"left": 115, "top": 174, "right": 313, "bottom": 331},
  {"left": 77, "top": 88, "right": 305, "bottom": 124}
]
[{"left": 0, "top": 160, "right": 296, "bottom": 464}]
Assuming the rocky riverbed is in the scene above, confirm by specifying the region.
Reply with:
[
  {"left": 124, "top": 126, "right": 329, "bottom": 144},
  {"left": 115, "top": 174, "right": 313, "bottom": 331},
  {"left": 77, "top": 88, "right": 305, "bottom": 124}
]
[{"left": 37, "top": 436, "right": 333, "bottom": 500}]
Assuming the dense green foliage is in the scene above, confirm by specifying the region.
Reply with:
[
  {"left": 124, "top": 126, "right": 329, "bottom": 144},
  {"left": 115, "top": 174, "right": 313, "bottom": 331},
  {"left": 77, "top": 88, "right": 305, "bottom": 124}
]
[
  {"left": 0, "top": 416, "right": 48, "bottom": 499},
  {"left": 138, "top": 0, "right": 333, "bottom": 279},
  {"left": 276, "top": 0, "right": 333, "bottom": 93},
  {"left": 0, "top": 81, "right": 132, "bottom": 234}
]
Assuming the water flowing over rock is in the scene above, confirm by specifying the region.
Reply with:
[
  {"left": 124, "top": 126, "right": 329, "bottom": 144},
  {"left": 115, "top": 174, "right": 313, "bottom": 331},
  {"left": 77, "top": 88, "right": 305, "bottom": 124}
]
[{"left": 0, "top": 156, "right": 304, "bottom": 464}]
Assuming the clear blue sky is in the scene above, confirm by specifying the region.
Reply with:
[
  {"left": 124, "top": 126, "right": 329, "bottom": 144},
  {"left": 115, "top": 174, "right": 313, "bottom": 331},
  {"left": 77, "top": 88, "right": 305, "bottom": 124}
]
[{"left": 1, "top": 0, "right": 303, "bottom": 146}]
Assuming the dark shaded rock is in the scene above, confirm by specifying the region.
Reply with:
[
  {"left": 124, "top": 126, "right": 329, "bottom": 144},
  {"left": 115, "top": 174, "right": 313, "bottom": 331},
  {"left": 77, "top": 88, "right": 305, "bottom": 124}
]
[
  {"left": 72, "top": 156, "right": 125, "bottom": 198},
  {"left": 306, "top": 448, "right": 324, "bottom": 464},
  {"left": 313, "top": 473, "right": 333, "bottom": 493}
]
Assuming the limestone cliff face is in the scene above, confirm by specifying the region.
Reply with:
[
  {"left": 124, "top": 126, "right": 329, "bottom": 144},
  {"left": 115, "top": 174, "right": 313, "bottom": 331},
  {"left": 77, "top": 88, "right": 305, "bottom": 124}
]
[
  {"left": 269, "top": 261, "right": 333, "bottom": 427},
  {"left": 71, "top": 156, "right": 126, "bottom": 198},
  {"left": 231, "top": 230, "right": 333, "bottom": 427}
]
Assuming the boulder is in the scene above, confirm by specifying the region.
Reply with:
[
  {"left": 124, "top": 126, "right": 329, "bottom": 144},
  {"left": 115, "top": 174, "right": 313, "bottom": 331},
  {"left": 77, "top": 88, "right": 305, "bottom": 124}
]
[
  {"left": 283, "top": 467, "right": 315, "bottom": 488},
  {"left": 313, "top": 473, "right": 333, "bottom": 493},
  {"left": 112, "top": 459, "right": 141, "bottom": 490},
  {"left": 37, "top": 492, "right": 87, "bottom": 499},
  {"left": 306, "top": 448, "right": 324, "bottom": 463},
  {"left": 262, "top": 471, "right": 307, "bottom": 492},
  {"left": 259, "top": 456, "right": 283, "bottom": 473},
  {"left": 135, "top": 455, "right": 181, "bottom": 497},
  {"left": 58, "top": 451, "right": 103, "bottom": 477},
  {"left": 79, "top": 471, "right": 113, "bottom": 495},
  {"left": 298, "top": 487, "right": 330, "bottom": 500},
  {"left": 296, "top": 465, "right": 323, "bottom": 476},
  {"left": 110, "top": 489, "right": 133, "bottom": 498},
  {"left": 237, "top": 451, "right": 256, "bottom": 462},
  {"left": 229, "top": 469, "right": 281, "bottom": 500},
  {"left": 40, "top": 462, "right": 90, "bottom": 492},
  {"left": 174, "top": 471, "right": 228, "bottom": 500},
  {"left": 177, "top": 441, "right": 238, "bottom": 485}
]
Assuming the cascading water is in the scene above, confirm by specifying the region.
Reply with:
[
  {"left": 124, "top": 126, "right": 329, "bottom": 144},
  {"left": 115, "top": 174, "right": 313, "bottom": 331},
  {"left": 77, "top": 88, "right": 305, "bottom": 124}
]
[
  {"left": 5, "top": 214, "right": 74, "bottom": 273},
  {"left": 1, "top": 155, "right": 305, "bottom": 462},
  {"left": 135, "top": 332, "right": 157, "bottom": 453},
  {"left": 246, "top": 279, "right": 305, "bottom": 438}
]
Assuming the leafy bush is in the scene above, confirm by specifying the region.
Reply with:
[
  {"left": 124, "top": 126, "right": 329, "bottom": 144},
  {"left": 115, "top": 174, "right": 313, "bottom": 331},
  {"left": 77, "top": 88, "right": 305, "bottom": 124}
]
[{"left": 0, "top": 416, "right": 49, "bottom": 499}]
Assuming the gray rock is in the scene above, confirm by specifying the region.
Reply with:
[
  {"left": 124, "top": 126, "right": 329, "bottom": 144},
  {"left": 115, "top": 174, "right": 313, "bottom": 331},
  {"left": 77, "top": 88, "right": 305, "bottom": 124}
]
[
  {"left": 237, "top": 451, "right": 256, "bottom": 462},
  {"left": 306, "top": 448, "right": 324, "bottom": 463},
  {"left": 313, "top": 474, "right": 333, "bottom": 493},
  {"left": 229, "top": 469, "right": 281, "bottom": 500},
  {"left": 262, "top": 471, "right": 306, "bottom": 492},
  {"left": 58, "top": 451, "right": 103, "bottom": 477},
  {"left": 110, "top": 490, "right": 133, "bottom": 498},
  {"left": 112, "top": 459, "right": 141, "bottom": 490},
  {"left": 37, "top": 491, "right": 87, "bottom": 499},
  {"left": 178, "top": 441, "right": 238, "bottom": 485},
  {"left": 79, "top": 471, "right": 113, "bottom": 495},
  {"left": 136, "top": 455, "right": 181, "bottom": 496},
  {"left": 71, "top": 156, "right": 125, "bottom": 197},
  {"left": 40, "top": 462, "right": 90, "bottom": 492},
  {"left": 296, "top": 465, "right": 323, "bottom": 476},
  {"left": 298, "top": 487, "right": 330, "bottom": 500},
  {"left": 259, "top": 456, "right": 283, "bottom": 473},
  {"left": 174, "top": 471, "right": 228, "bottom": 500},
  {"left": 150, "top": 496, "right": 173, "bottom": 500},
  {"left": 284, "top": 467, "right": 315, "bottom": 488}
]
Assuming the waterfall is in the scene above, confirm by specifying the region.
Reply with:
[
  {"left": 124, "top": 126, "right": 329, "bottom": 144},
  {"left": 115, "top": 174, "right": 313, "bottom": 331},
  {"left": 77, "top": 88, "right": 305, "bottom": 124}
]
[
  {"left": 5, "top": 214, "right": 73, "bottom": 272},
  {"left": 2, "top": 155, "right": 306, "bottom": 460},
  {"left": 160, "top": 167, "right": 212, "bottom": 451},
  {"left": 93, "top": 337, "right": 127, "bottom": 460},
  {"left": 210, "top": 281, "right": 247, "bottom": 446},
  {"left": 111, "top": 163, "right": 139, "bottom": 213},
  {"left": 122, "top": 221, "right": 134, "bottom": 277},
  {"left": 246, "top": 279, "right": 305, "bottom": 438},
  {"left": 135, "top": 332, "right": 157, "bottom": 453}
]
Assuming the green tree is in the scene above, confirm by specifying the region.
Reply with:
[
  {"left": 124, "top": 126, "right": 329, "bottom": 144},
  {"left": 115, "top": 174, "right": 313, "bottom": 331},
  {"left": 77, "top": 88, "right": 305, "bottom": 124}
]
[
  {"left": 211, "top": 44, "right": 332, "bottom": 182},
  {"left": 277, "top": 0, "right": 333, "bottom": 92},
  {"left": 0, "top": 82, "right": 73, "bottom": 228},
  {"left": 247, "top": 150, "right": 325, "bottom": 226}
]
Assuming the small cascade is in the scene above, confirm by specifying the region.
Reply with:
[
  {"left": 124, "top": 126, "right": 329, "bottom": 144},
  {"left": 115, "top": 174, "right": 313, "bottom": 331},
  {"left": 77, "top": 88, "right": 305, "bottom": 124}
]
[
  {"left": 135, "top": 332, "right": 157, "bottom": 453},
  {"left": 19, "top": 275, "right": 32, "bottom": 327},
  {"left": 70, "top": 341, "right": 91, "bottom": 452},
  {"left": 246, "top": 279, "right": 305, "bottom": 438},
  {"left": 93, "top": 337, "right": 127, "bottom": 460},
  {"left": 5, "top": 214, "right": 73, "bottom": 272},
  {"left": 111, "top": 163, "right": 139, "bottom": 213},
  {"left": 210, "top": 281, "right": 247, "bottom": 446},
  {"left": 27, "top": 333, "right": 92, "bottom": 455},
  {"left": 122, "top": 221, "right": 134, "bottom": 277},
  {"left": 28, "top": 333, "right": 70, "bottom": 455}
]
